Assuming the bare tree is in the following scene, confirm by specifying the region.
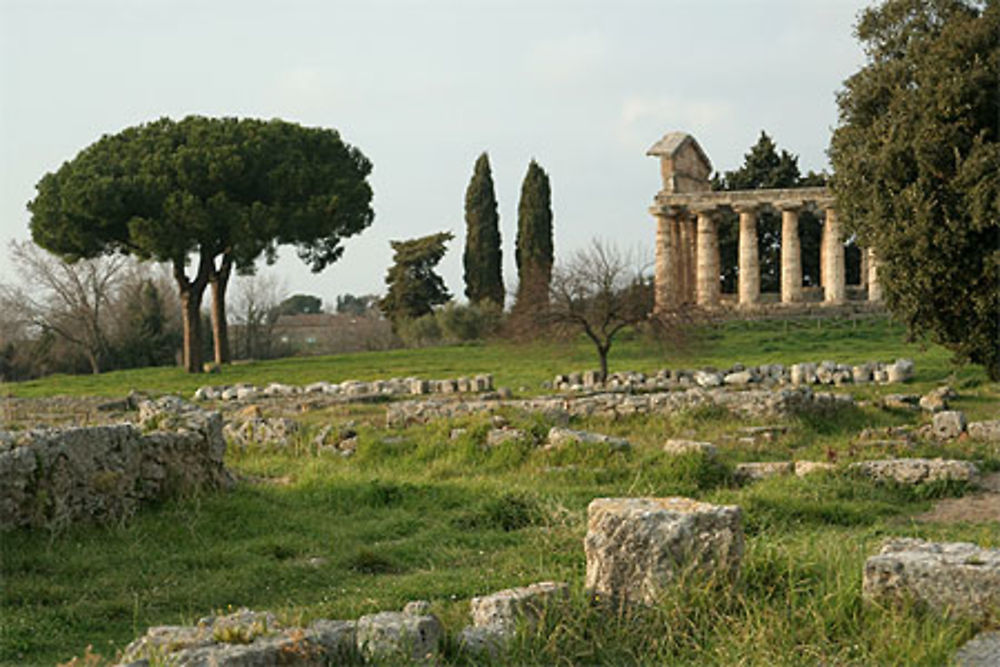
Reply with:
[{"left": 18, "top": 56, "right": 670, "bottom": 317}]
[
  {"left": 230, "top": 273, "right": 285, "bottom": 360},
  {"left": 547, "top": 240, "right": 656, "bottom": 381},
  {"left": 1, "top": 241, "right": 127, "bottom": 374}
]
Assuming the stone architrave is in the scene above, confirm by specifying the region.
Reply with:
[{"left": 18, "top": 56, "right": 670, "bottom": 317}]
[
  {"left": 736, "top": 205, "right": 760, "bottom": 307},
  {"left": 867, "top": 248, "right": 883, "bottom": 302},
  {"left": 779, "top": 203, "right": 803, "bottom": 303},
  {"left": 653, "top": 209, "right": 679, "bottom": 312},
  {"left": 695, "top": 207, "right": 721, "bottom": 308},
  {"left": 823, "top": 208, "right": 846, "bottom": 304}
]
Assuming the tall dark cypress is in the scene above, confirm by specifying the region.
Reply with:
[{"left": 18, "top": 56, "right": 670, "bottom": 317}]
[
  {"left": 463, "top": 152, "right": 504, "bottom": 306},
  {"left": 514, "top": 159, "right": 553, "bottom": 310}
]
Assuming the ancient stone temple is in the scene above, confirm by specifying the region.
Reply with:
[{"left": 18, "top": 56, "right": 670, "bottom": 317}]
[{"left": 648, "top": 132, "right": 882, "bottom": 313}]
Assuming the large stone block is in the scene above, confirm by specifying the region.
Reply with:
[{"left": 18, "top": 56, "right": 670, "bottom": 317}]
[
  {"left": 470, "top": 581, "right": 569, "bottom": 632},
  {"left": 968, "top": 420, "right": 1000, "bottom": 442},
  {"left": 584, "top": 497, "right": 743, "bottom": 605},
  {"left": 356, "top": 608, "right": 442, "bottom": 663},
  {"left": 547, "top": 427, "right": 630, "bottom": 452},
  {"left": 863, "top": 538, "right": 1000, "bottom": 622},
  {"left": 849, "top": 458, "right": 978, "bottom": 485},
  {"left": 933, "top": 410, "right": 967, "bottom": 439}
]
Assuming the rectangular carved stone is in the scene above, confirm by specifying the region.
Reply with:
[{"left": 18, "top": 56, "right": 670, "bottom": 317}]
[
  {"left": 863, "top": 538, "right": 1000, "bottom": 622},
  {"left": 584, "top": 497, "right": 743, "bottom": 605}
]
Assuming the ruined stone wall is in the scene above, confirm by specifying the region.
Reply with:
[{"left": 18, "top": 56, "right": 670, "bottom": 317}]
[
  {"left": 386, "top": 386, "right": 852, "bottom": 428},
  {"left": 0, "top": 398, "right": 232, "bottom": 530}
]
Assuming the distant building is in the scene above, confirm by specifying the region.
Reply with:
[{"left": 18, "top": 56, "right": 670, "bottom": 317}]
[{"left": 272, "top": 313, "right": 396, "bottom": 355}]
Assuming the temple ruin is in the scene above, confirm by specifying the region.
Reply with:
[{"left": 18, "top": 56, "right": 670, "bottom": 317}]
[{"left": 648, "top": 132, "right": 882, "bottom": 313}]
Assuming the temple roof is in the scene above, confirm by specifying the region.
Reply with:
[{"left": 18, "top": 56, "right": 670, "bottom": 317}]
[{"left": 646, "top": 132, "right": 713, "bottom": 173}]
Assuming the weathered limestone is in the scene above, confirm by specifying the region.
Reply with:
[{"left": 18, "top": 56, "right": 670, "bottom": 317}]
[
  {"left": 734, "top": 461, "right": 794, "bottom": 483},
  {"left": 356, "top": 606, "right": 443, "bottom": 663},
  {"left": 547, "top": 427, "right": 630, "bottom": 452},
  {"left": 695, "top": 208, "right": 721, "bottom": 308},
  {"left": 968, "top": 420, "right": 1000, "bottom": 442},
  {"left": 1, "top": 398, "right": 232, "bottom": 530},
  {"left": 654, "top": 210, "right": 679, "bottom": 312},
  {"left": 116, "top": 608, "right": 357, "bottom": 666},
  {"left": 584, "top": 497, "right": 743, "bottom": 605},
  {"left": 933, "top": 411, "right": 967, "bottom": 440},
  {"left": 867, "top": 248, "right": 883, "bottom": 302},
  {"left": 863, "top": 538, "right": 1000, "bottom": 622},
  {"left": 954, "top": 632, "right": 1000, "bottom": 667},
  {"left": 822, "top": 208, "right": 846, "bottom": 304},
  {"left": 849, "top": 458, "right": 978, "bottom": 485},
  {"left": 682, "top": 217, "right": 697, "bottom": 304},
  {"left": 780, "top": 204, "right": 803, "bottom": 303},
  {"left": 736, "top": 205, "right": 760, "bottom": 307},
  {"left": 662, "top": 439, "right": 718, "bottom": 457},
  {"left": 469, "top": 581, "right": 569, "bottom": 634},
  {"left": 794, "top": 461, "right": 837, "bottom": 477}
]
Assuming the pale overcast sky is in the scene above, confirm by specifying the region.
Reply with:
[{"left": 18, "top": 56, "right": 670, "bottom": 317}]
[{"left": 0, "top": 0, "right": 871, "bottom": 306}]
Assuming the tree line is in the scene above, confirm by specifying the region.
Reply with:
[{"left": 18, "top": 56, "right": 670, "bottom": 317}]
[{"left": 9, "top": 0, "right": 998, "bottom": 382}]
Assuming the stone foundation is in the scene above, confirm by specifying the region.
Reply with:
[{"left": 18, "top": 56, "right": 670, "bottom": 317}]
[
  {"left": 0, "top": 397, "right": 232, "bottom": 530},
  {"left": 386, "top": 386, "right": 852, "bottom": 428}
]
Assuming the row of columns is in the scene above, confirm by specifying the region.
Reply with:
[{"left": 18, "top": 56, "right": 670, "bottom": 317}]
[{"left": 653, "top": 204, "right": 882, "bottom": 312}]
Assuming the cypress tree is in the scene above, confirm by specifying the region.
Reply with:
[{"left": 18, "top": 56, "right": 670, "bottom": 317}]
[
  {"left": 514, "top": 159, "right": 553, "bottom": 311},
  {"left": 463, "top": 153, "right": 504, "bottom": 306}
]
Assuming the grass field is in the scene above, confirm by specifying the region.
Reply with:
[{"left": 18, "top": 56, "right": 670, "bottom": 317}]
[{"left": 2, "top": 316, "right": 998, "bottom": 665}]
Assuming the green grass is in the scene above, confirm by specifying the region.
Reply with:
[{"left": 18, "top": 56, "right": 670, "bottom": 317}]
[{"left": 2, "top": 317, "right": 998, "bottom": 665}]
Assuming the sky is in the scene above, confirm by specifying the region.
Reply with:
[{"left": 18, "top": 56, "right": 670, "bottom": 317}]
[{"left": 0, "top": 0, "right": 872, "bottom": 308}]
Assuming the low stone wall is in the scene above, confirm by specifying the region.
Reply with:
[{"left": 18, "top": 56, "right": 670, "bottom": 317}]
[
  {"left": 386, "top": 386, "right": 853, "bottom": 428},
  {"left": 193, "top": 374, "right": 494, "bottom": 403},
  {"left": 552, "top": 358, "right": 914, "bottom": 392},
  {"left": 0, "top": 397, "right": 232, "bottom": 530}
]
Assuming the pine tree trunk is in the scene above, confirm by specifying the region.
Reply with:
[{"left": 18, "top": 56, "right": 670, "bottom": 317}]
[
  {"left": 175, "top": 254, "right": 211, "bottom": 373},
  {"left": 210, "top": 254, "right": 233, "bottom": 365}
]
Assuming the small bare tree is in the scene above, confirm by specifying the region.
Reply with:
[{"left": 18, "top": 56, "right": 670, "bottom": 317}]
[
  {"left": 230, "top": 273, "right": 285, "bottom": 360},
  {"left": 547, "top": 240, "right": 655, "bottom": 381},
  {"left": 1, "top": 241, "right": 127, "bottom": 374}
]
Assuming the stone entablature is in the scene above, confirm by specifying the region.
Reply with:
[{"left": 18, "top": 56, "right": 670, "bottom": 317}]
[{"left": 648, "top": 132, "right": 882, "bottom": 313}]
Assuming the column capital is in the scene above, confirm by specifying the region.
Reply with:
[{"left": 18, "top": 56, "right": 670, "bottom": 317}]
[
  {"left": 689, "top": 203, "right": 720, "bottom": 217},
  {"left": 732, "top": 203, "right": 760, "bottom": 215},
  {"left": 774, "top": 199, "right": 804, "bottom": 212}
]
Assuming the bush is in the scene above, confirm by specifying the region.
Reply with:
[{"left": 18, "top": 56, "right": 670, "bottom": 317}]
[{"left": 396, "top": 301, "right": 505, "bottom": 347}]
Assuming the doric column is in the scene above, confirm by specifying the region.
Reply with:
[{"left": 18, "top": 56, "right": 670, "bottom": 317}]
[
  {"left": 694, "top": 206, "right": 721, "bottom": 308},
  {"left": 823, "top": 207, "right": 846, "bottom": 304},
  {"left": 779, "top": 202, "right": 803, "bottom": 303},
  {"left": 678, "top": 215, "right": 696, "bottom": 304},
  {"left": 867, "top": 248, "right": 882, "bottom": 302},
  {"left": 653, "top": 208, "right": 679, "bottom": 313},
  {"left": 670, "top": 213, "right": 683, "bottom": 301},
  {"left": 735, "top": 205, "right": 760, "bottom": 307},
  {"left": 859, "top": 248, "right": 868, "bottom": 288}
]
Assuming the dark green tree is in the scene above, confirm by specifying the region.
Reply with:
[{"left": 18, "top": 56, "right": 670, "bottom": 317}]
[
  {"left": 514, "top": 159, "right": 554, "bottom": 313},
  {"left": 712, "top": 132, "right": 827, "bottom": 292},
  {"left": 277, "top": 294, "right": 323, "bottom": 316},
  {"left": 335, "top": 293, "right": 379, "bottom": 315},
  {"left": 380, "top": 232, "right": 454, "bottom": 324},
  {"left": 463, "top": 153, "right": 504, "bottom": 306},
  {"left": 28, "top": 116, "right": 374, "bottom": 372},
  {"left": 830, "top": 0, "right": 999, "bottom": 379},
  {"left": 114, "top": 279, "right": 181, "bottom": 368}
]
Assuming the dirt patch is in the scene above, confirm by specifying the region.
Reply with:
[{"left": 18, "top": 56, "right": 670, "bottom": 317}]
[{"left": 913, "top": 472, "right": 1000, "bottom": 524}]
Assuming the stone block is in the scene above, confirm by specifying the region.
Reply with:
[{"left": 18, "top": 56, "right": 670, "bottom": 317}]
[
  {"left": 410, "top": 378, "right": 429, "bottom": 395},
  {"left": 863, "top": 538, "right": 1000, "bottom": 622},
  {"left": 356, "top": 610, "right": 442, "bottom": 663},
  {"left": 886, "top": 358, "right": 915, "bottom": 383},
  {"left": 470, "top": 581, "right": 569, "bottom": 632},
  {"left": 852, "top": 364, "right": 872, "bottom": 383},
  {"left": 584, "top": 497, "right": 743, "bottom": 605},
  {"left": 790, "top": 362, "right": 817, "bottom": 385},
  {"left": 954, "top": 631, "right": 1000, "bottom": 667},
  {"left": 547, "top": 427, "right": 630, "bottom": 452},
  {"left": 734, "top": 461, "right": 794, "bottom": 483},
  {"left": 662, "top": 439, "right": 717, "bottom": 457},
  {"left": 968, "top": 420, "right": 1000, "bottom": 442},
  {"left": 881, "top": 394, "right": 919, "bottom": 410},
  {"left": 693, "top": 370, "right": 723, "bottom": 388},
  {"left": 794, "top": 461, "right": 837, "bottom": 477},
  {"left": 486, "top": 428, "right": 526, "bottom": 447},
  {"left": 933, "top": 410, "right": 967, "bottom": 439},
  {"left": 849, "top": 458, "right": 978, "bottom": 485},
  {"left": 723, "top": 370, "right": 753, "bottom": 385}
]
